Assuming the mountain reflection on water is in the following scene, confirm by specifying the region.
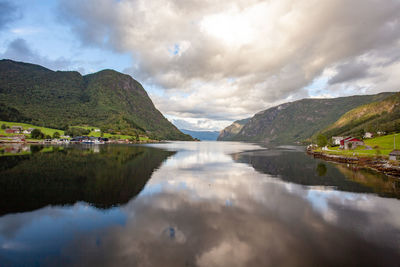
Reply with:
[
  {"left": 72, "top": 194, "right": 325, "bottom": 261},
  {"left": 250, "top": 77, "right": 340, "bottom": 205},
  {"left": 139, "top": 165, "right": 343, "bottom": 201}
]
[
  {"left": 0, "top": 142, "right": 400, "bottom": 266},
  {"left": 0, "top": 145, "right": 174, "bottom": 214},
  {"left": 234, "top": 146, "right": 400, "bottom": 198}
]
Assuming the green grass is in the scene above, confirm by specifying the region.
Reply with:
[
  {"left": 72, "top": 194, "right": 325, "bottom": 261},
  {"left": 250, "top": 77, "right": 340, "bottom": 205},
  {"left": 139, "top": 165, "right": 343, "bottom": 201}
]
[
  {"left": 0, "top": 120, "right": 151, "bottom": 141},
  {"left": 0, "top": 120, "right": 65, "bottom": 136},
  {"left": 320, "top": 134, "right": 400, "bottom": 158},
  {"left": 364, "top": 134, "right": 400, "bottom": 149},
  {"left": 71, "top": 125, "right": 149, "bottom": 140}
]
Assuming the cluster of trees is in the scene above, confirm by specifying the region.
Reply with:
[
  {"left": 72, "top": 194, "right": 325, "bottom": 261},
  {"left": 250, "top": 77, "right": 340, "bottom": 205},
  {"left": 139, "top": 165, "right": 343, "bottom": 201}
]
[
  {"left": 316, "top": 134, "right": 328, "bottom": 147},
  {"left": 64, "top": 127, "right": 91, "bottom": 137},
  {"left": 30, "top": 129, "right": 60, "bottom": 140}
]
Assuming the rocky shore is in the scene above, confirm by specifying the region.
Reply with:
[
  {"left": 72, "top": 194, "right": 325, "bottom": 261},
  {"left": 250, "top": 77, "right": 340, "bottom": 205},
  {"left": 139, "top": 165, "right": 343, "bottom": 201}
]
[{"left": 307, "top": 149, "right": 400, "bottom": 178}]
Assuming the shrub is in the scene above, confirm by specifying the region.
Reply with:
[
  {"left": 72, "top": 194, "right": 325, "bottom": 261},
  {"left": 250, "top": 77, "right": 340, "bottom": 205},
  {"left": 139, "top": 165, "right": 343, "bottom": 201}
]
[
  {"left": 53, "top": 132, "right": 60, "bottom": 139},
  {"left": 31, "top": 129, "right": 45, "bottom": 139},
  {"left": 316, "top": 134, "right": 328, "bottom": 147}
]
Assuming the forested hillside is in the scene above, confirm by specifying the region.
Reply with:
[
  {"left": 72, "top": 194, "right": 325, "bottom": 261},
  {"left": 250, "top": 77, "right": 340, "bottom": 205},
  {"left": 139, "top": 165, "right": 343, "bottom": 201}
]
[
  {"left": 0, "top": 60, "right": 192, "bottom": 140},
  {"left": 319, "top": 92, "right": 400, "bottom": 138},
  {"left": 219, "top": 93, "right": 394, "bottom": 144}
]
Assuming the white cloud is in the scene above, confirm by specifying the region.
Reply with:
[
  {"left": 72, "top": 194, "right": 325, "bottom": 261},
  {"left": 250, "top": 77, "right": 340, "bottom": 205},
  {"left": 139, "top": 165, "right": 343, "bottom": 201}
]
[{"left": 58, "top": 0, "right": 400, "bottom": 130}]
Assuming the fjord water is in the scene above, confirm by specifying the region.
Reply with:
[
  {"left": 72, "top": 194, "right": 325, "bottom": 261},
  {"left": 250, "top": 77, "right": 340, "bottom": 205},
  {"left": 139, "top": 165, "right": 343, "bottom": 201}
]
[{"left": 0, "top": 142, "right": 400, "bottom": 266}]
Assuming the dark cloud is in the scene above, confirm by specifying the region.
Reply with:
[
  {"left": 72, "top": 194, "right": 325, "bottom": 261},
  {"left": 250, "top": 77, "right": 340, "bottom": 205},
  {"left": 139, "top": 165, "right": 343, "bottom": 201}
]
[
  {"left": 328, "top": 61, "right": 369, "bottom": 85},
  {"left": 0, "top": 0, "right": 20, "bottom": 30},
  {"left": 57, "top": 0, "right": 400, "bottom": 126},
  {"left": 1, "top": 38, "right": 82, "bottom": 72}
]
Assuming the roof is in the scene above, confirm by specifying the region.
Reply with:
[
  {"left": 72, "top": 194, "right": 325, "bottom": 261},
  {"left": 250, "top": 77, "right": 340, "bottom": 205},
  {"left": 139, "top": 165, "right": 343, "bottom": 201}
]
[
  {"left": 389, "top": 150, "right": 400, "bottom": 156},
  {"left": 347, "top": 138, "right": 362, "bottom": 142}
]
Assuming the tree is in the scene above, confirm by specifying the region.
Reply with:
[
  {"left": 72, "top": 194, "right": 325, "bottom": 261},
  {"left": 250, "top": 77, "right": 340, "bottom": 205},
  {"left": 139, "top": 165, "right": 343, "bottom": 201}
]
[
  {"left": 31, "top": 129, "right": 44, "bottom": 139},
  {"left": 358, "top": 128, "right": 365, "bottom": 139},
  {"left": 65, "top": 127, "right": 90, "bottom": 137},
  {"left": 1, "top": 124, "right": 6, "bottom": 129},
  {"left": 316, "top": 163, "right": 327, "bottom": 176},
  {"left": 45, "top": 134, "right": 52, "bottom": 139},
  {"left": 316, "top": 134, "right": 328, "bottom": 147},
  {"left": 53, "top": 132, "right": 60, "bottom": 139}
]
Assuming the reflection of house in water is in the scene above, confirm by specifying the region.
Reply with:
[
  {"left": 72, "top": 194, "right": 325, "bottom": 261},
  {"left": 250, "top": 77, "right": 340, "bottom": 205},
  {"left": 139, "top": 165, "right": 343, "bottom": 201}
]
[
  {"left": 2, "top": 144, "right": 30, "bottom": 154},
  {"left": 93, "top": 146, "right": 100, "bottom": 153},
  {"left": 234, "top": 148, "right": 400, "bottom": 198}
]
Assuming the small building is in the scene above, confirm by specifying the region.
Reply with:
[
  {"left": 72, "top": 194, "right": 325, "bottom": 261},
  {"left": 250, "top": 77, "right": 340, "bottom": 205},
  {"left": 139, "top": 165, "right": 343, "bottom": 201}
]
[
  {"left": 363, "top": 132, "right": 373, "bottom": 139},
  {"left": 340, "top": 137, "right": 364, "bottom": 150},
  {"left": 332, "top": 136, "right": 344, "bottom": 145},
  {"left": 23, "top": 128, "right": 35, "bottom": 134},
  {"left": 9, "top": 126, "right": 22, "bottom": 134},
  {"left": 94, "top": 129, "right": 101, "bottom": 132},
  {"left": 389, "top": 150, "right": 400, "bottom": 160},
  {"left": 5, "top": 129, "right": 20, "bottom": 134},
  {"left": 377, "top": 131, "right": 386, "bottom": 136}
]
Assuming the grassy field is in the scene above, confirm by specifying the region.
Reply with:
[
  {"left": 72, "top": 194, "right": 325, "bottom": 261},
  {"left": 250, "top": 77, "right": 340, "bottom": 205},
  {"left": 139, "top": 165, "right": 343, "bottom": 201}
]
[
  {"left": 0, "top": 121, "right": 150, "bottom": 141},
  {"left": 71, "top": 125, "right": 149, "bottom": 140},
  {"left": 0, "top": 121, "right": 65, "bottom": 136},
  {"left": 318, "top": 134, "right": 400, "bottom": 158}
]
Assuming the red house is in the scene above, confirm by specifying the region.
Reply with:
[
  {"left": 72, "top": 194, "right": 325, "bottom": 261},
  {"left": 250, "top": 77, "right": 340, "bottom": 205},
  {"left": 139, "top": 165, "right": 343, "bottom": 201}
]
[
  {"left": 340, "top": 137, "right": 364, "bottom": 150},
  {"left": 5, "top": 129, "right": 20, "bottom": 134}
]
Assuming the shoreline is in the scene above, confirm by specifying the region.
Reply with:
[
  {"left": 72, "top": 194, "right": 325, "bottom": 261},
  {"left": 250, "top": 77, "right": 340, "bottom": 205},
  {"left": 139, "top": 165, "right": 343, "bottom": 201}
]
[
  {"left": 0, "top": 139, "right": 163, "bottom": 145},
  {"left": 306, "top": 149, "right": 400, "bottom": 178}
]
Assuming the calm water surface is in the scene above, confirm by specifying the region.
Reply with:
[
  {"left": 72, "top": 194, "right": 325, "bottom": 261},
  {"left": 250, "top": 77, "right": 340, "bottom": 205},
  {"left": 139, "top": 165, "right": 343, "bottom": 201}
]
[{"left": 0, "top": 142, "right": 400, "bottom": 266}]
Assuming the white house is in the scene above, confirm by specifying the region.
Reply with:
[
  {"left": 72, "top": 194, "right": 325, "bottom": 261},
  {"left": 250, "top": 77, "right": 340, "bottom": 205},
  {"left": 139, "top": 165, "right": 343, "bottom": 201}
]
[
  {"left": 363, "top": 132, "right": 373, "bottom": 138},
  {"left": 332, "top": 136, "right": 344, "bottom": 145}
]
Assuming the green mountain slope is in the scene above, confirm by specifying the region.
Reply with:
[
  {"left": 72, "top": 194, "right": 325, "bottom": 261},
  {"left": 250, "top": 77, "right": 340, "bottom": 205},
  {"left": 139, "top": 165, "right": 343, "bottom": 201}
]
[
  {"left": 228, "top": 93, "right": 394, "bottom": 144},
  {"left": 0, "top": 59, "right": 192, "bottom": 140},
  {"left": 319, "top": 92, "right": 400, "bottom": 138},
  {"left": 217, "top": 118, "right": 250, "bottom": 141}
]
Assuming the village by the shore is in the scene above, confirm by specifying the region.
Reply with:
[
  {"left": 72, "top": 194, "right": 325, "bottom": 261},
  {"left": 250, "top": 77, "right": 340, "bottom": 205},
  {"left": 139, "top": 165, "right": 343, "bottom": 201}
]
[
  {"left": 0, "top": 125, "right": 160, "bottom": 146},
  {"left": 307, "top": 132, "right": 400, "bottom": 178}
]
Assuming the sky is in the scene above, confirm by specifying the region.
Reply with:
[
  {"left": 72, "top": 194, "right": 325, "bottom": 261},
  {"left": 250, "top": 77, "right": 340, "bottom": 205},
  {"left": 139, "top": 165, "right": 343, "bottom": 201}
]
[{"left": 1, "top": 0, "right": 400, "bottom": 131}]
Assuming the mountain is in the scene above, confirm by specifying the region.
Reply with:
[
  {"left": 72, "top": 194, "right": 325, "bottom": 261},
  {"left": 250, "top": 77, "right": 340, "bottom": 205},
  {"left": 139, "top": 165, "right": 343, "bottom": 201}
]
[
  {"left": 180, "top": 129, "right": 220, "bottom": 141},
  {"left": 217, "top": 118, "right": 250, "bottom": 141},
  {"left": 0, "top": 59, "right": 192, "bottom": 140},
  {"left": 319, "top": 92, "right": 400, "bottom": 138},
  {"left": 222, "top": 93, "right": 394, "bottom": 144}
]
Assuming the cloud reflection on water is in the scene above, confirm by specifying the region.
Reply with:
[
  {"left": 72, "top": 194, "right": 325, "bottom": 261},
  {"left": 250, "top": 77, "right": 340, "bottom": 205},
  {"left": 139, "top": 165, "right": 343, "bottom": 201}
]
[{"left": 0, "top": 142, "right": 400, "bottom": 266}]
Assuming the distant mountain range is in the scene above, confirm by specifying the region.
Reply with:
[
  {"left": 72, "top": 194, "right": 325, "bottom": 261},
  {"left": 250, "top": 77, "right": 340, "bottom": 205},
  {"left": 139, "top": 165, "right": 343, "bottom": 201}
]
[
  {"left": 0, "top": 59, "right": 192, "bottom": 140},
  {"left": 180, "top": 129, "right": 220, "bottom": 140},
  {"left": 218, "top": 92, "right": 395, "bottom": 144}
]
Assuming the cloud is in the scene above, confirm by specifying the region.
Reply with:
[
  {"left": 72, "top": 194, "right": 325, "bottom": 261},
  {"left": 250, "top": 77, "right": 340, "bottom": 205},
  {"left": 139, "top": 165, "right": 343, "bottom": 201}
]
[
  {"left": 0, "top": 0, "right": 20, "bottom": 30},
  {"left": 328, "top": 61, "right": 370, "bottom": 85},
  {"left": 57, "top": 0, "right": 400, "bottom": 129},
  {"left": 1, "top": 38, "right": 82, "bottom": 72},
  {"left": 170, "top": 118, "right": 231, "bottom": 131}
]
